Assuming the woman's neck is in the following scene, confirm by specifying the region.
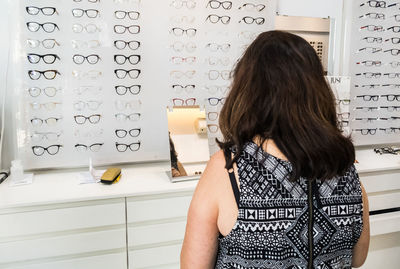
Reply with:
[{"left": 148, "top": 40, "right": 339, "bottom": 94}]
[{"left": 252, "top": 136, "right": 289, "bottom": 161}]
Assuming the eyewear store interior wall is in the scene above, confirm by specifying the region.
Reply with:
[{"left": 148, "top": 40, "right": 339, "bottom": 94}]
[{"left": 0, "top": 0, "right": 399, "bottom": 268}]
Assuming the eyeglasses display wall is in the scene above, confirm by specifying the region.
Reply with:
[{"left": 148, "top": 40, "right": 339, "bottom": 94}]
[
  {"left": 326, "top": 76, "right": 351, "bottom": 134},
  {"left": 350, "top": 0, "right": 400, "bottom": 146},
  {"left": 9, "top": 0, "right": 277, "bottom": 169}
]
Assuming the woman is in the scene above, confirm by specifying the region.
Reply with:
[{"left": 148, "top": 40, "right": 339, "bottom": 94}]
[{"left": 181, "top": 31, "right": 369, "bottom": 268}]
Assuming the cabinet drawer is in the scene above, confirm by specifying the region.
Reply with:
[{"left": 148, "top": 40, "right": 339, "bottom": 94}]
[
  {"left": 370, "top": 211, "right": 400, "bottom": 236},
  {"left": 128, "top": 221, "right": 186, "bottom": 247},
  {"left": 127, "top": 196, "right": 192, "bottom": 223},
  {"left": 0, "top": 228, "right": 126, "bottom": 264},
  {"left": 360, "top": 170, "right": 400, "bottom": 194},
  {"left": 5, "top": 252, "right": 127, "bottom": 269},
  {"left": 368, "top": 191, "right": 400, "bottom": 211},
  {"left": 0, "top": 199, "right": 125, "bottom": 238},
  {"left": 129, "top": 244, "right": 181, "bottom": 268}
]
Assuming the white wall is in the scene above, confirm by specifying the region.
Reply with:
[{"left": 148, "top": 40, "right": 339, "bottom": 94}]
[
  {"left": 276, "top": 0, "right": 345, "bottom": 76},
  {"left": 0, "top": 0, "right": 14, "bottom": 170}
]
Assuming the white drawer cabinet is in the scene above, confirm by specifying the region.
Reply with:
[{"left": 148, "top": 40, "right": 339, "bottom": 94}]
[
  {"left": 6, "top": 252, "right": 127, "bottom": 269},
  {"left": 129, "top": 244, "right": 182, "bottom": 269},
  {"left": 126, "top": 192, "right": 193, "bottom": 269},
  {"left": 0, "top": 198, "right": 127, "bottom": 269},
  {"left": 0, "top": 200, "right": 126, "bottom": 238},
  {"left": 127, "top": 194, "right": 192, "bottom": 223},
  {"left": 359, "top": 169, "right": 400, "bottom": 212}
]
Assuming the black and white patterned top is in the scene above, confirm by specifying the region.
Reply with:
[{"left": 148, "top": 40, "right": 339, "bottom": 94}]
[{"left": 215, "top": 141, "right": 363, "bottom": 269}]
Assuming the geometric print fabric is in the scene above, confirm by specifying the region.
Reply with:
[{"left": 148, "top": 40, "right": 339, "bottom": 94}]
[{"left": 215, "top": 141, "right": 363, "bottom": 269}]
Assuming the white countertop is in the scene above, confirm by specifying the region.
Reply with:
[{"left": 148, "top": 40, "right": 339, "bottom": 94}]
[
  {"left": 0, "top": 161, "right": 198, "bottom": 210},
  {"left": 355, "top": 148, "right": 400, "bottom": 173},
  {"left": 0, "top": 148, "right": 399, "bottom": 210}
]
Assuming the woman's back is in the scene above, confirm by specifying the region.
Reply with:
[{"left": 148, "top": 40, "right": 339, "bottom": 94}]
[
  {"left": 180, "top": 31, "right": 369, "bottom": 269},
  {"left": 215, "top": 141, "right": 364, "bottom": 269}
]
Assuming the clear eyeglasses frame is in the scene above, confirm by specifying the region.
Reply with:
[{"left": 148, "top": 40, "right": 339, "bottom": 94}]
[
  {"left": 28, "top": 87, "right": 60, "bottom": 97},
  {"left": 74, "top": 114, "right": 101, "bottom": 124},
  {"left": 72, "top": 23, "right": 101, "bottom": 34},
  {"left": 72, "top": 70, "right": 103, "bottom": 80},
  {"left": 30, "top": 102, "right": 62, "bottom": 111},
  {"left": 73, "top": 54, "right": 101, "bottom": 65},
  {"left": 115, "top": 113, "right": 141, "bottom": 122},
  {"left": 114, "top": 25, "right": 140, "bottom": 34},
  {"left": 72, "top": 8, "right": 100, "bottom": 18},
  {"left": 32, "top": 145, "right": 62, "bottom": 156},
  {"left": 73, "top": 100, "right": 103, "bottom": 111},
  {"left": 337, "top": 112, "right": 350, "bottom": 120},
  {"left": 336, "top": 99, "right": 351, "bottom": 105},
  {"left": 27, "top": 39, "right": 60, "bottom": 49},
  {"left": 171, "top": 41, "right": 196, "bottom": 53},
  {"left": 170, "top": 0, "right": 196, "bottom": 9},
  {"left": 207, "top": 124, "right": 219, "bottom": 133},
  {"left": 115, "top": 100, "right": 142, "bottom": 111},
  {"left": 74, "top": 0, "right": 101, "bottom": 2},
  {"left": 170, "top": 15, "right": 196, "bottom": 24},
  {"left": 116, "top": 142, "right": 141, "bottom": 152},
  {"left": 115, "top": 85, "right": 141, "bottom": 95},
  {"left": 207, "top": 112, "right": 219, "bottom": 121},
  {"left": 206, "top": 43, "right": 231, "bottom": 52},
  {"left": 31, "top": 131, "right": 62, "bottom": 142},
  {"left": 170, "top": 70, "right": 196, "bottom": 79},
  {"left": 207, "top": 70, "right": 231, "bottom": 80},
  {"left": 31, "top": 117, "right": 62, "bottom": 126},
  {"left": 170, "top": 56, "right": 196, "bottom": 64},
  {"left": 26, "top": 6, "right": 58, "bottom": 16},
  {"left": 115, "top": 128, "right": 141, "bottom": 138},
  {"left": 114, "top": 10, "right": 140, "bottom": 20},
  {"left": 205, "top": 85, "right": 229, "bottom": 94},
  {"left": 114, "top": 40, "right": 141, "bottom": 50},
  {"left": 74, "top": 86, "right": 102, "bottom": 95},
  {"left": 75, "top": 143, "right": 104, "bottom": 152},
  {"left": 71, "top": 40, "right": 101, "bottom": 49},
  {"left": 172, "top": 98, "right": 196, "bottom": 106},
  {"left": 170, "top": 27, "right": 197, "bottom": 37},
  {"left": 206, "top": 57, "right": 230, "bottom": 66}
]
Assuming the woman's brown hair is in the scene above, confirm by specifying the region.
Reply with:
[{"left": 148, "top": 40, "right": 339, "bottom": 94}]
[{"left": 218, "top": 30, "right": 355, "bottom": 181}]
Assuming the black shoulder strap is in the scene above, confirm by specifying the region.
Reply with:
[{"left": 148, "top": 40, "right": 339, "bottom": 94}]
[{"left": 223, "top": 148, "right": 240, "bottom": 208}]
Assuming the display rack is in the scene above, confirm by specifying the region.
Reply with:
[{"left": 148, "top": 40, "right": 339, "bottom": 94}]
[
  {"left": 349, "top": 0, "right": 400, "bottom": 146},
  {"left": 9, "top": 0, "right": 277, "bottom": 169}
]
